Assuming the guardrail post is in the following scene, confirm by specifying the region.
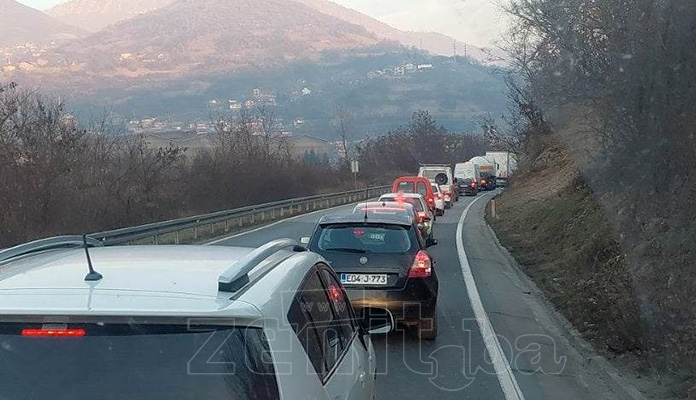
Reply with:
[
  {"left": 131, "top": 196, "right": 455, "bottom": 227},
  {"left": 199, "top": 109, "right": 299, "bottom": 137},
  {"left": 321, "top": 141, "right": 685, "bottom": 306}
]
[
  {"left": 175, "top": 230, "right": 180, "bottom": 244},
  {"left": 194, "top": 226, "right": 198, "bottom": 240},
  {"left": 154, "top": 234, "right": 159, "bottom": 245},
  {"left": 225, "top": 220, "right": 229, "bottom": 232}
]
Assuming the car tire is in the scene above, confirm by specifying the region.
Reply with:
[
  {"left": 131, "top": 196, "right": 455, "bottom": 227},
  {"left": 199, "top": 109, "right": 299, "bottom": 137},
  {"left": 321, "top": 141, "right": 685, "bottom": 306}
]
[{"left": 417, "top": 312, "right": 438, "bottom": 340}]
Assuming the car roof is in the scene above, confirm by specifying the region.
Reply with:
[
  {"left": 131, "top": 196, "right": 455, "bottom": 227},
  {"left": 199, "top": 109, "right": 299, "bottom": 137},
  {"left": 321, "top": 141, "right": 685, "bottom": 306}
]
[
  {"left": 380, "top": 192, "right": 424, "bottom": 199},
  {"left": 355, "top": 201, "right": 414, "bottom": 210},
  {"left": 393, "top": 175, "right": 429, "bottom": 182},
  {"left": 0, "top": 245, "right": 312, "bottom": 319},
  {"left": 319, "top": 213, "right": 413, "bottom": 227}
]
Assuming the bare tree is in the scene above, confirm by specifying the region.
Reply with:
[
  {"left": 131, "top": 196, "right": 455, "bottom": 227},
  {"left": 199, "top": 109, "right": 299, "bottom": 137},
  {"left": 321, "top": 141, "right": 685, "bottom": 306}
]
[{"left": 333, "top": 105, "right": 354, "bottom": 168}]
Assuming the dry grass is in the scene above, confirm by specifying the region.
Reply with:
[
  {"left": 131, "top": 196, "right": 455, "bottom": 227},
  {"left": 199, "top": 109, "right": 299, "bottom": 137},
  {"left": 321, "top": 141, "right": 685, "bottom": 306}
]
[{"left": 489, "top": 132, "right": 643, "bottom": 354}]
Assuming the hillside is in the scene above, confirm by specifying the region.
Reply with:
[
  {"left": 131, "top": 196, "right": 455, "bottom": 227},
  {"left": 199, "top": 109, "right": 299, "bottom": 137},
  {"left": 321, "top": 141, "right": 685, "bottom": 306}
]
[
  {"left": 292, "top": 0, "right": 490, "bottom": 59},
  {"left": 47, "top": 0, "right": 175, "bottom": 32},
  {"left": 46, "top": 0, "right": 487, "bottom": 60},
  {"left": 0, "top": 0, "right": 84, "bottom": 46},
  {"left": 55, "top": 0, "right": 391, "bottom": 77},
  {"left": 64, "top": 55, "right": 506, "bottom": 139}
]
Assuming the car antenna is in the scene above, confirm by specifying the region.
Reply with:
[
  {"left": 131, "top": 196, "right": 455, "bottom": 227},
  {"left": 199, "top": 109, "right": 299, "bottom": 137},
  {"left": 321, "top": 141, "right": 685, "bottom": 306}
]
[
  {"left": 82, "top": 234, "right": 103, "bottom": 282},
  {"left": 364, "top": 184, "right": 369, "bottom": 222}
]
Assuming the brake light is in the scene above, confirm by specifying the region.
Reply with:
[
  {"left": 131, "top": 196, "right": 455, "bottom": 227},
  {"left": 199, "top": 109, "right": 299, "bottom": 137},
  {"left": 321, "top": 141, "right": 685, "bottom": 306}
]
[
  {"left": 409, "top": 251, "right": 432, "bottom": 278},
  {"left": 328, "top": 285, "right": 343, "bottom": 302},
  {"left": 481, "top": 180, "right": 487, "bottom": 185},
  {"left": 353, "top": 228, "right": 366, "bottom": 237},
  {"left": 417, "top": 211, "right": 426, "bottom": 222},
  {"left": 444, "top": 194, "right": 451, "bottom": 200},
  {"left": 22, "top": 328, "right": 86, "bottom": 338},
  {"left": 427, "top": 197, "right": 434, "bottom": 204}
]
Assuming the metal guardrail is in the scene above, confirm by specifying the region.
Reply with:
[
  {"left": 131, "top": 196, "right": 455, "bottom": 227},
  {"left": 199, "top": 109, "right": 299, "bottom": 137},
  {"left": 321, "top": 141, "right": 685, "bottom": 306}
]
[{"left": 89, "top": 186, "right": 391, "bottom": 246}]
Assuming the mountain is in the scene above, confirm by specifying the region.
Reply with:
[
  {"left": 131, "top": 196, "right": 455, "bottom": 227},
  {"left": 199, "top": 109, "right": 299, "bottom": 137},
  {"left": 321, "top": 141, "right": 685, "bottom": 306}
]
[
  {"left": 54, "top": 0, "right": 393, "bottom": 78},
  {"left": 47, "top": 0, "right": 176, "bottom": 32},
  {"left": 0, "top": 0, "right": 84, "bottom": 46},
  {"left": 291, "top": 0, "right": 490, "bottom": 59},
  {"left": 46, "top": 0, "right": 489, "bottom": 60}
]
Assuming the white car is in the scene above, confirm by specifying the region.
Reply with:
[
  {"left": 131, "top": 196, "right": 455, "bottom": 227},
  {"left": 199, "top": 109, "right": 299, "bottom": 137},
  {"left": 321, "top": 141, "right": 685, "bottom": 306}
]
[
  {"left": 378, "top": 193, "right": 435, "bottom": 240},
  {"left": 0, "top": 236, "right": 393, "bottom": 400},
  {"left": 431, "top": 183, "right": 446, "bottom": 216}
]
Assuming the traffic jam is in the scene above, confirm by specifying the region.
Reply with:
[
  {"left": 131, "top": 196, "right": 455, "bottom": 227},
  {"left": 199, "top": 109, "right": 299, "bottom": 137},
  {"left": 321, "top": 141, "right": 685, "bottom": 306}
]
[
  {"left": 0, "top": 152, "right": 514, "bottom": 400},
  {"left": 301, "top": 152, "right": 515, "bottom": 341}
]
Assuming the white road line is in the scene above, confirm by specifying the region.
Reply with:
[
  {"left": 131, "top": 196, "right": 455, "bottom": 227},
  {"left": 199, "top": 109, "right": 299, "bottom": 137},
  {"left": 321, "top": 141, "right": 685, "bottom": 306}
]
[
  {"left": 456, "top": 193, "right": 526, "bottom": 400},
  {"left": 204, "top": 202, "right": 358, "bottom": 245}
]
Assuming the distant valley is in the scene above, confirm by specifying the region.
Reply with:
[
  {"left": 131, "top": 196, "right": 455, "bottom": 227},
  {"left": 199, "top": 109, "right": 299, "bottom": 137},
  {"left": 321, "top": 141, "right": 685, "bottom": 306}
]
[{"left": 0, "top": 0, "right": 507, "bottom": 139}]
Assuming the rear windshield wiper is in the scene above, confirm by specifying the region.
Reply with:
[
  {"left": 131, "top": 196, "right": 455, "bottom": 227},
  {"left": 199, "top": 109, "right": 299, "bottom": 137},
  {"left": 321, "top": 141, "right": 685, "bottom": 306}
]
[{"left": 324, "top": 247, "right": 368, "bottom": 254}]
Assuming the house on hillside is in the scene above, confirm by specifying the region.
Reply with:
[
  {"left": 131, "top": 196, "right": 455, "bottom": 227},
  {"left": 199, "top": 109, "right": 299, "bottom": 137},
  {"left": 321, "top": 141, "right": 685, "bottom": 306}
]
[{"left": 301, "top": 87, "right": 312, "bottom": 96}]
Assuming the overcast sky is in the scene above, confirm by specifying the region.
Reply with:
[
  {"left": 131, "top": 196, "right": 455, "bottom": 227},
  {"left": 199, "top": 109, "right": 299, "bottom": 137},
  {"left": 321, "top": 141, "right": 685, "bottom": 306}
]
[{"left": 18, "top": 0, "right": 507, "bottom": 47}]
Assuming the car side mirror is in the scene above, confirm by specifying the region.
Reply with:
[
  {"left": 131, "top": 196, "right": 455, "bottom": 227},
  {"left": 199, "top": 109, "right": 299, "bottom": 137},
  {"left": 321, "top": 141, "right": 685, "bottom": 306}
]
[
  {"left": 300, "top": 237, "right": 310, "bottom": 245},
  {"left": 426, "top": 238, "right": 438, "bottom": 248},
  {"left": 360, "top": 308, "right": 395, "bottom": 335}
]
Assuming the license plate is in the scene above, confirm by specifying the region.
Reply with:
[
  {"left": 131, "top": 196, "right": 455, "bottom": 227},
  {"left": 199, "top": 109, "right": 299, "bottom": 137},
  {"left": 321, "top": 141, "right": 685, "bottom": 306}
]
[{"left": 340, "top": 274, "right": 388, "bottom": 285}]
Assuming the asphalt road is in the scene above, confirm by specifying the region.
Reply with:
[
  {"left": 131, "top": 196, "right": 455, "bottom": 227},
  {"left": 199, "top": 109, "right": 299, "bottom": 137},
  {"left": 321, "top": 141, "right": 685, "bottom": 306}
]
[{"left": 211, "top": 193, "right": 640, "bottom": 400}]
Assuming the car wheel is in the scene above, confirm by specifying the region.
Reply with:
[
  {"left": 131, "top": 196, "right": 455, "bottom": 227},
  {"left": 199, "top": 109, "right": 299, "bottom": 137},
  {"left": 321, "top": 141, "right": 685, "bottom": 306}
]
[{"left": 417, "top": 312, "right": 438, "bottom": 340}]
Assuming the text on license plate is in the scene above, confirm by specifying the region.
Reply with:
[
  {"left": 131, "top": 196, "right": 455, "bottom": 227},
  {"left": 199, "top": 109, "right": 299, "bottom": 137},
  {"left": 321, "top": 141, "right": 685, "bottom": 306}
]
[{"left": 340, "top": 274, "right": 388, "bottom": 285}]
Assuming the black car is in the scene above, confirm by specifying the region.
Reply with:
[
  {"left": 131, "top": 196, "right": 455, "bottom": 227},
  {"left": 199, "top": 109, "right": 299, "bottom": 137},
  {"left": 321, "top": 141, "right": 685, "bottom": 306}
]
[
  {"left": 306, "top": 214, "right": 439, "bottom": 339},
  {"left": 458, "top": 178, "right": 478, "bottom": 196}
]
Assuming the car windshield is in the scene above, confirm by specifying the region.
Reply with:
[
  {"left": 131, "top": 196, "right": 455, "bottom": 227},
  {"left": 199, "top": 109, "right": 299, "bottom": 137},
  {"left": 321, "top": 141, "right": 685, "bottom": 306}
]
[
  {"left": 0, "top": 324, "right": 279, "bottom": 400},
  {"left": 317, "top": 224, "right": 414, "bottom": 254},
  {"left": 2, "top": 0, "right": 691, "bottom": 396}
]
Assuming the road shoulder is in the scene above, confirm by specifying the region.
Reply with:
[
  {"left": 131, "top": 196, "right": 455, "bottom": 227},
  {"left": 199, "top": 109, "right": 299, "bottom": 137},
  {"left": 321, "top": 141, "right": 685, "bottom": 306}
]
[{"left": 461, "top": 192, "right": 645, "bottom": 400}]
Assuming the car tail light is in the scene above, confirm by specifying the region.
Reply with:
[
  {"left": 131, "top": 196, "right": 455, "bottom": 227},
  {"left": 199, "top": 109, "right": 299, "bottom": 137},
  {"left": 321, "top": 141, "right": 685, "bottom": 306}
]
[
  {"left": 417, "top": 212, "right": 426, "bottom": 222},
  {"left": 22, "top": 328, "right": 86, "bottom": 338},
  {"left": 481, "top": 180, "right": 487, "bottom": 185},
  {"left": 444, "top": 194, "right": 451, "bottom": 200},
  {"left": 427, "top": 197, "right": 434, "bottom": 204},
  {"left": 409, "top": 251, "right": 432, "bottom": 278},
  {"left": 470, "top": 182, "right": 476, "bottom": 188},
  {"left": 328, "top": 285, "right": 343, "bottom": 302}
]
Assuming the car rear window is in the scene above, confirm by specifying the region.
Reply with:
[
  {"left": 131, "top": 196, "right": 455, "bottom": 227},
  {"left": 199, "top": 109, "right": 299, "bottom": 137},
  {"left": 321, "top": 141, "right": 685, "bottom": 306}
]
[
  {"left": 397, "top": 181, "right": 414, "bottom": 193},
  {"left": 380, "top": 197, "right": 424, "bottom": 212},
  {"left": 317, "top": 224, "right": 414, "bottom": 254},
  {"left": 0, "top": 323, "right": 279, "bottom": 400}
]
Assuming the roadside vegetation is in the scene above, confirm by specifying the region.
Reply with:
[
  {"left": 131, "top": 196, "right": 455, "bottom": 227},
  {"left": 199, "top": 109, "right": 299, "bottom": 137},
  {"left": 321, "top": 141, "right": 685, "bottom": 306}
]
[
  {"left": 0, "top": 82, "right": 482, "bottom": 248},
  {"left": 489, "top": 0, "right": 696, "bottom": 396},
  {"left": 0, "top": 83, "right": 344, "bottom": 247}
]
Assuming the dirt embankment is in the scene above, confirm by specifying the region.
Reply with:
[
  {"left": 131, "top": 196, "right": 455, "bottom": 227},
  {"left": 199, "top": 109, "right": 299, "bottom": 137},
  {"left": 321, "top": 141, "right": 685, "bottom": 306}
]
[
  {"left": 490, "top": 131, "right": 643, "bottom": 353},
  {"left": 488, "top": 118, "right": 693, "bottom": 398}
]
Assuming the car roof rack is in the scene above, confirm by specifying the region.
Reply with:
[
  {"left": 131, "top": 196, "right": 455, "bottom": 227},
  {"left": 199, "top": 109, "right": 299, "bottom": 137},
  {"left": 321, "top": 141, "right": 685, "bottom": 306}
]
[
  {"left": 0, "top": 235, "right": 103, "bottom": 264},
  {"left": 218, "top": 239, "right": 305, "bottom": 293}
]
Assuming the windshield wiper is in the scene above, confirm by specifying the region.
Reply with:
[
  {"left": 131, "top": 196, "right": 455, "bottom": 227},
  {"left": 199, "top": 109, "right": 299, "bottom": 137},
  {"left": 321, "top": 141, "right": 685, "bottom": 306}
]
[{"left": 324, "top": 247, "right": 368, "bottom": 254}]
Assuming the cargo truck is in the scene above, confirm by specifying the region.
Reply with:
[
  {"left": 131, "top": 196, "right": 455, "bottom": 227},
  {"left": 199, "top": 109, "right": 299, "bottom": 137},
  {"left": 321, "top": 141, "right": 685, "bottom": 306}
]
[
  {"left": 485, "top": 152, "right": 517, "bottom": 187},
  {"left": 469, "top": 156, "right": 497, "bottom": 190}
]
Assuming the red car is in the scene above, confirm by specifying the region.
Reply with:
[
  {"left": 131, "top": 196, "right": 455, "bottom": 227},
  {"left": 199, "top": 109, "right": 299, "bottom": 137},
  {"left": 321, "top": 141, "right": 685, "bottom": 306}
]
[{"left": 392, "top": 176, "right": 437, "bottom": 214}]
